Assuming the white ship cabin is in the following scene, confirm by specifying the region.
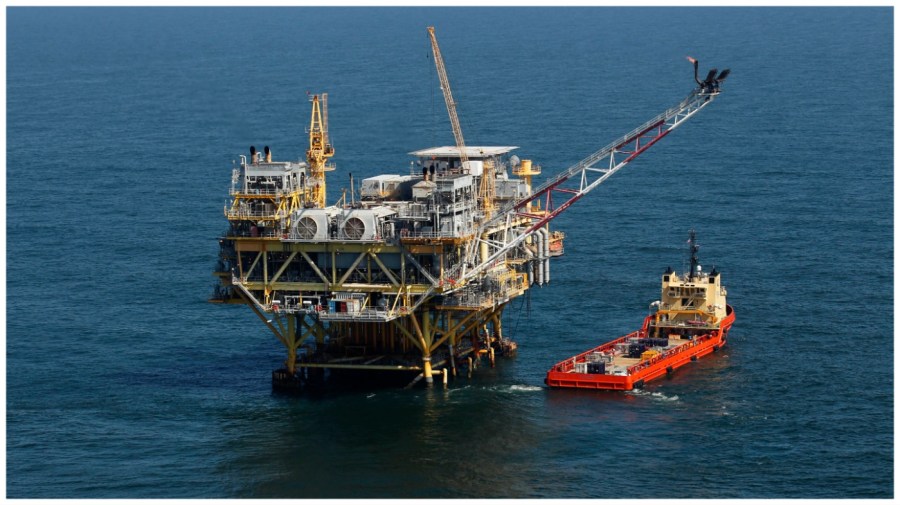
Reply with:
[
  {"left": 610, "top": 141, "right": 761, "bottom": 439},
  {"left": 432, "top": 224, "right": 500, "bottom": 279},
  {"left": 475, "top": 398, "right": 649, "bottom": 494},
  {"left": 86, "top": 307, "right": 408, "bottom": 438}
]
[{"left": 657, "top": 265, "right": 728, "bottom": 326}]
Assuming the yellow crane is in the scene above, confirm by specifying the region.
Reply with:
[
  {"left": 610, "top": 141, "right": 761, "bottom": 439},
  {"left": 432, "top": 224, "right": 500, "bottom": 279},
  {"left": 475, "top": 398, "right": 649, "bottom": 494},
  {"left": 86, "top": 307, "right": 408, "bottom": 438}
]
[
  {"left": 306, "top": 93, "right": 335, "bottom": 208},
  {"left": 427, "top": 27, "right": 495, "bottom": 220}
]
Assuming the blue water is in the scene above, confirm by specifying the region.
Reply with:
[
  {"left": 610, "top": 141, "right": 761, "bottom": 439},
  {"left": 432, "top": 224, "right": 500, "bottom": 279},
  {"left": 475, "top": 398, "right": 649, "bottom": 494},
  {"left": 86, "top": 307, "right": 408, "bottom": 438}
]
[{"left": 6, "top": 7, "right": 893, "bottom": 498}]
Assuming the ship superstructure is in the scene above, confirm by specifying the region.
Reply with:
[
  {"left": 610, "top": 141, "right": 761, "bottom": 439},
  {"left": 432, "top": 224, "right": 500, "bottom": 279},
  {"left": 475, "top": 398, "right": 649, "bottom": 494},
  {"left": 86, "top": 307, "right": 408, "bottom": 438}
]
[
  {"left": 211, "top": 32, "right": 730, "bottom": 389},
  {"left": 651, "top": 230, "right": 729, "bottom": 336}
]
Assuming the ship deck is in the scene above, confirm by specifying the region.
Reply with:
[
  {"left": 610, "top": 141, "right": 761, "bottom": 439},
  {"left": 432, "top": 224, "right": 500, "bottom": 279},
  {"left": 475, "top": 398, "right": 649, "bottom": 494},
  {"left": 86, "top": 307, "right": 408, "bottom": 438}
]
[
  {"left": 602, "top": 336, "right": 694, "bottom": 375},
  {"left": 545, "top": 305, "right": 735, "bottom": 390}
]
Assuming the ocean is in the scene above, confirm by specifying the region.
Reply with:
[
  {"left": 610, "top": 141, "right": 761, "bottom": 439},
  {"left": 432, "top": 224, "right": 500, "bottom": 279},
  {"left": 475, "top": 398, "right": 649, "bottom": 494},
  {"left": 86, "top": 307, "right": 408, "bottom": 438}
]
[{"left": 6, "top": 6, "right": 893, "bottom": 498}]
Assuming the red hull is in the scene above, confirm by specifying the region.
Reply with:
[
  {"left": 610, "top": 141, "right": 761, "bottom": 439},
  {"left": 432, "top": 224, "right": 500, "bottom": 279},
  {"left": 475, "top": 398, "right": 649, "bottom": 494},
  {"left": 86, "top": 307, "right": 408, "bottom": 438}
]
[{"left": 545, "top": 305, "right": 735, "bottom": 390}]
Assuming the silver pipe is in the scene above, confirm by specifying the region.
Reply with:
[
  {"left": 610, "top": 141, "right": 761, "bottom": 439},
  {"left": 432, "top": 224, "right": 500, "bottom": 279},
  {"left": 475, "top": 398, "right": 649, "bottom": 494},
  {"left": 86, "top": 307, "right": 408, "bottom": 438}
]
[
  {"left": 535, "top": 229, "right": 545, "bottom": 285},
  {"left": 542, "top": 227, "right": 551, "bottom": 284},
  {"left": 523, "top": 248, "right": 535, "bottom": 285}
]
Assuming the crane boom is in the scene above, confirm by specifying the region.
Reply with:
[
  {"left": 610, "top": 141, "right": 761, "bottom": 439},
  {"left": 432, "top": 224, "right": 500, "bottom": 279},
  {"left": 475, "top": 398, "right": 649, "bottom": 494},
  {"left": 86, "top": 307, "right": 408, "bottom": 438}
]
[
  {"left": 428, "top": 27, "right": 497, "bottom": 219},
  {"left": 452, "top": 87, "right": 723, "bottom": 290},
  {"left": 306, "top": 93, "right": 335, "bottom": 208},
  {"left": 427, "top": 26, "right": 468, "bottom": 168}
]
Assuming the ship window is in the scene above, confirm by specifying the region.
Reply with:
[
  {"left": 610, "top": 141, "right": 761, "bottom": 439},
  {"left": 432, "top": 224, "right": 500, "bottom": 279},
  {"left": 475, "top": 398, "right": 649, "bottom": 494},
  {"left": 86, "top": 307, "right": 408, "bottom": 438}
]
[
  {"left": 663, "top": 275, "right": 670, "bottom": 282},
  {"left": 709, "top": 277, "right": 715, "bottom": 283},
  {"left": 681, "top": 298, "right": 690, "bottom": 307}
]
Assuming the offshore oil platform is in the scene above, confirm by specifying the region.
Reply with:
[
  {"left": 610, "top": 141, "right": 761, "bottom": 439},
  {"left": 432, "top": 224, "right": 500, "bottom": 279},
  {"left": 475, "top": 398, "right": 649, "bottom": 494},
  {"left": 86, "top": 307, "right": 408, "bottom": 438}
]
[{"left": 210, "top": 28, "right": 729, "bottom": 389}]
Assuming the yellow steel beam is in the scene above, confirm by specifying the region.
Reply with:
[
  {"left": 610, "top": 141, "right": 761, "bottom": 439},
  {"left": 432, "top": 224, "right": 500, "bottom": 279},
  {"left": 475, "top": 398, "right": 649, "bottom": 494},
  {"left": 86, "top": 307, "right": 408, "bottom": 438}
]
[
  {"left": 401, "top": 249, "right": 439, "bottom": 285},
  {"left": 408, "top": 311, "right": 425, "bottom": 342},
  {"left": 234, "top": 286, "right": 287, "bottom": 347},
  {"left": 368, "top": 252, "right": 400, "bottom": 286},
  {"left": 240, "top": 281, "right": 432, "bottom": 294},
  {"left": 299, "top": 251, "right": 330, "bottom": 286},
  {"left": 298, "top": 317, "right": 318, "bottom": 341},
  {"left": 263, "top": 250, "right": 269, "bottom": 301},
  {"left": 422, "top": 310, "right": 434, "bottom": 350},
  {"left": 231, "top": 238, "right": 282, "bottom": 252},
  {"left": 390, "top": 319, "right": 421, "bottom": 350},
  {"left": 245, "top": 251, "right": 263, "bottom": 280},
  {"left": 285, "top": 315, "right": 298, "bottom": 374},
  {"left": 270, "top": 251, "right": 298, "bottom": 283},
  {"left": 271, "top": 308, "right": 287, "bottom": 336},
  {"left": 430, "top": 309, "right": 480, "bottom": 353},
  {"left": 337, "top": 252, "right": 367, "bottom": 286},
  {"left": 446, "top": 309, "right": 481, "bottom": 336},
  {"left": 331, "top": 250, "right": 337, "bottom": 284},
  {"left": 298, "top": 363, "right": 423, "bottom": 371}
]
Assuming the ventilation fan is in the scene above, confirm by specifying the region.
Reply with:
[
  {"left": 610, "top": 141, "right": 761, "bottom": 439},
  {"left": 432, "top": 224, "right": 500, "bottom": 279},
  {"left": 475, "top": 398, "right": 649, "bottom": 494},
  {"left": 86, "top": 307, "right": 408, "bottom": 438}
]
[
  {"left": 296, "top": 216, "right": 318, "bottom": 240},
  {"left": 342, "top": 217, "right": 366, "bottom": 240}
]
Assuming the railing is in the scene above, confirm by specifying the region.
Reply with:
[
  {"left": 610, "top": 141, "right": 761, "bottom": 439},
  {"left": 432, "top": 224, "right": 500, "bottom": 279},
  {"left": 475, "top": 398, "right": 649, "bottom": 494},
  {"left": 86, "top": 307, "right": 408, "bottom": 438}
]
[
  {"left": 283, "top": 232, "right": 400, "bottom": 243},
  {"left": 225, "top": 209, "right": 285, "bottom": 220},
  {"left": 512, "top": 164, "right": 541, "bottom": 176},
  {"left": 230, "top": 228, "right": 287, "bottom": 239},
  {"left": 439, "top": 292, "right": 492, "bottom": 308},
  {"left": 396, "top": 207, "right": 428, "bottom": 219},
  {"left": 317, "top": 307, "right": 397, "bottom": 321},
  {"left": 230, "top": 187, "right": 296, "bottom": 197},
  {"left": 398, "top": 230, "right": 471, "bottom": 240}
]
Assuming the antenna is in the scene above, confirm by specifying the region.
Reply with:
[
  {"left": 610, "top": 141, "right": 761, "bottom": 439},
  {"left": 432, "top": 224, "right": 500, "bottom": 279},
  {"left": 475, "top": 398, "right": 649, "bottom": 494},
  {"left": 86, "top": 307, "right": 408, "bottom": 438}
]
[
  {"left": 349, "top": 172, "right": 355, "bottom": 205},
  {"left": 688, "top": 229, "right": 700, "bottom": 280}
]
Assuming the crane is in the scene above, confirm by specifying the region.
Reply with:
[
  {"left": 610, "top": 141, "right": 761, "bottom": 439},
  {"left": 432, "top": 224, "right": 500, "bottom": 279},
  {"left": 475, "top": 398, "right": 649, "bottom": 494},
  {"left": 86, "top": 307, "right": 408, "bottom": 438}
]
[
  {"left": 425, "top": 59, "right": 731, "bottom": 304},
  {"left": 306, "top": 93, "right": 335, "bottom": 208},
  {"left": 427, "top": 26, "right": 496, "bottom": 220}
]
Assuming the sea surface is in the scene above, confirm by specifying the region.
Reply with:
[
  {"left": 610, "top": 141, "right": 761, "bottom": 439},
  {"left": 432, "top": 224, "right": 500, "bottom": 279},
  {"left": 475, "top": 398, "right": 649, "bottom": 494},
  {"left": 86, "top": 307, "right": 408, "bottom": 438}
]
[{"left": 6, "top": 7, "right": 893, "bottom": 498}]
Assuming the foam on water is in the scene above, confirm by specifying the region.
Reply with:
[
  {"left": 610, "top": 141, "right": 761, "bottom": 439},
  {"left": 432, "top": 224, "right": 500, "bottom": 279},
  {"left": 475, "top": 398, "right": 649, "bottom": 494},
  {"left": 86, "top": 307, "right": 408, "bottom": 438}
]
[
  {"left": 626, "top": 389, "right": 680, "bottom": 402},
  {"left": 507, "top": 385, "right": 543, "bottom": 393}
]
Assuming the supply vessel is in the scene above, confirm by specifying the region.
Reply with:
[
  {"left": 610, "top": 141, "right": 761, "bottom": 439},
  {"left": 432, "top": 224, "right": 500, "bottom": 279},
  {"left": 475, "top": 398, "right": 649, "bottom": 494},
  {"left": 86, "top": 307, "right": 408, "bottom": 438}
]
[{"left": 545, "top": 230, "right": 734, "bottom": 391}]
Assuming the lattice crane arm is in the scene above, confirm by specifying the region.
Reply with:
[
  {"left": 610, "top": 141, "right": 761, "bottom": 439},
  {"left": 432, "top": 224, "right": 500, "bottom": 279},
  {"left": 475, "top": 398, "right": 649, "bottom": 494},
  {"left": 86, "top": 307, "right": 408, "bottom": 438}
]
[
  {"left": 452, "top": 72, "right": 728, "bottom": 288},
  {"left": 427, "top": 26, "right": 469, "bottom": 167},
  {"left": 305, "top": 93, "right": 335, "bottom": 208}
]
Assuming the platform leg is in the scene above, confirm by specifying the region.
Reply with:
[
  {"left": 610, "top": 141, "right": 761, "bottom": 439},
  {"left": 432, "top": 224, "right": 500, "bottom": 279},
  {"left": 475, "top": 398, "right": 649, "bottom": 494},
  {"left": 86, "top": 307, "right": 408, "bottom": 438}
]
[
  {"left": 423, "top": 356, "right": 433, "bottom": 384},
  {"left": 448, "top": 343, "right": 457, "bottom": 378}
]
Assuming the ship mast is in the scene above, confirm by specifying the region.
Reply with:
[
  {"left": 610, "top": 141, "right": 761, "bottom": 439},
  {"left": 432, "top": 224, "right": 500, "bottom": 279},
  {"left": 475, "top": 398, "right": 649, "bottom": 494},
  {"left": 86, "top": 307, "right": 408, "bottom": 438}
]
[{"left": 688, "top": 229, "right": 700, "bottom": 280}]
